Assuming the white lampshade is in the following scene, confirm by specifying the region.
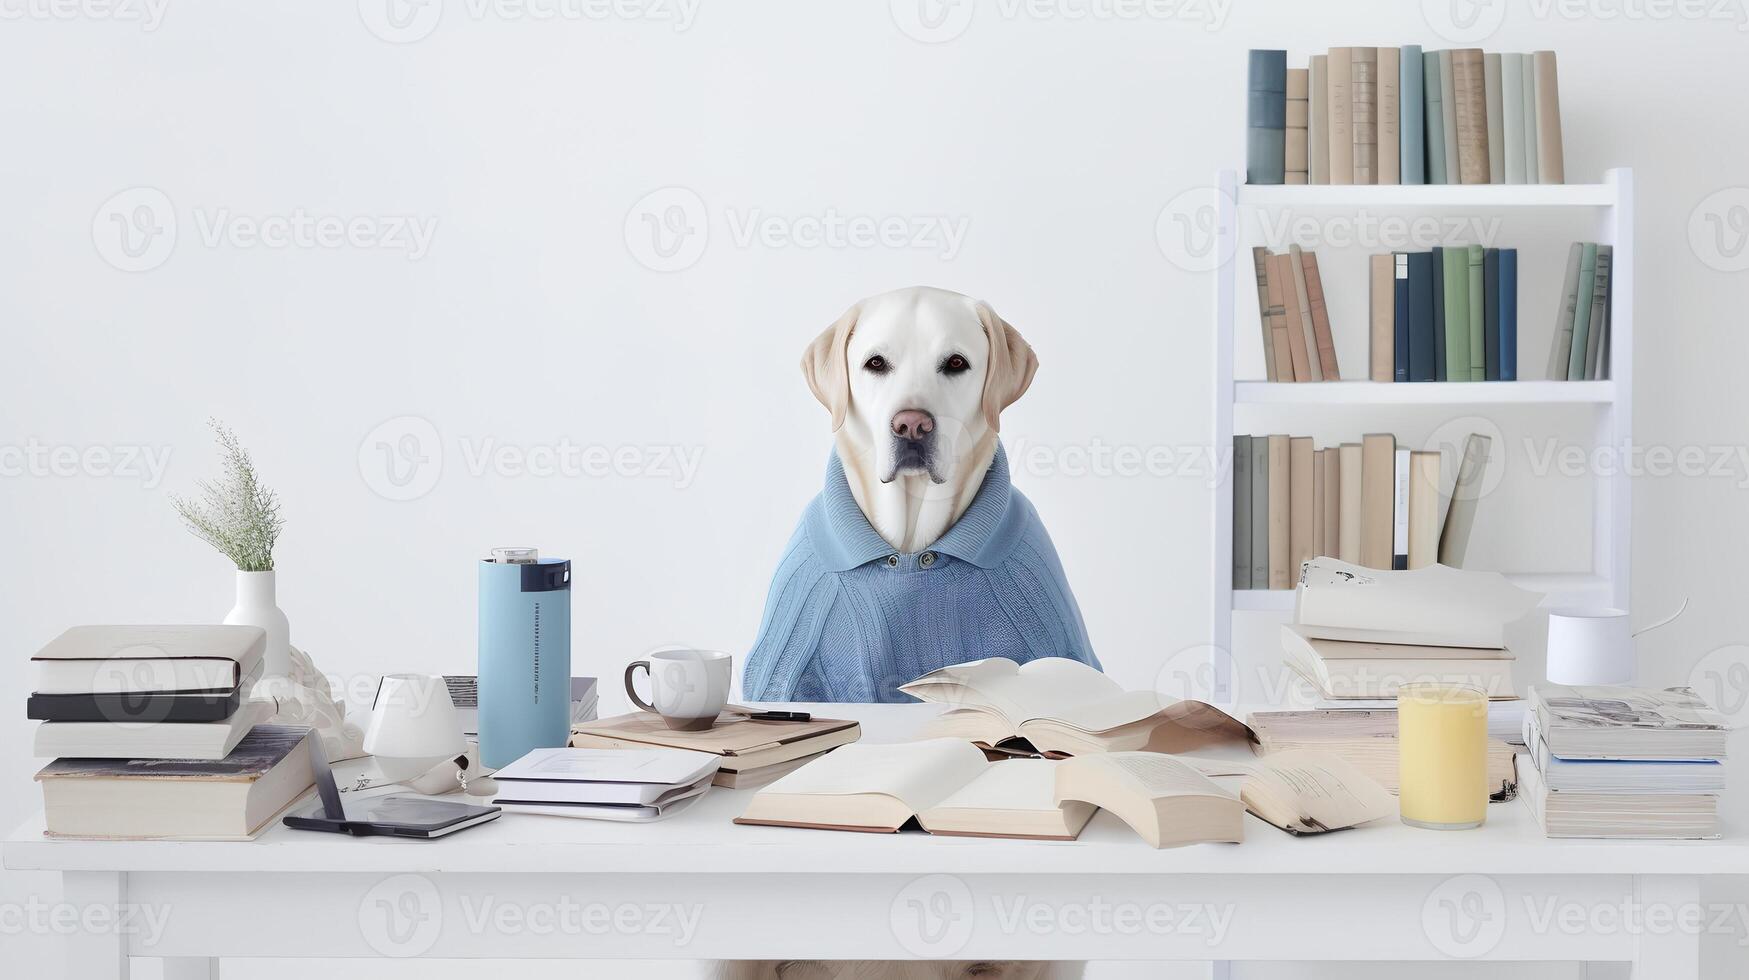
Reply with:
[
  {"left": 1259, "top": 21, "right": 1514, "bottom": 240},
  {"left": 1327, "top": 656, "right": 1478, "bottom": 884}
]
[
  {"left": 365, "top": 674, "right": 466, "bottom": 780},
  {"left": 1546, "top": 607, "right": 1635, "bottom": 686}
]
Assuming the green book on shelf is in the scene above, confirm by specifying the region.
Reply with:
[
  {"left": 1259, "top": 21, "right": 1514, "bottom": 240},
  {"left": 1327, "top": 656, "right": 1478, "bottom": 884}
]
[
  {"left": 1442, "top": 246, "right": 1470, "bottom": 380},
  {"left": 1467, "top": 245, "right": 1486, "bottom": 380},
  {"left": 1567, "top": 243, "right": 1599, "bottom": 381}
]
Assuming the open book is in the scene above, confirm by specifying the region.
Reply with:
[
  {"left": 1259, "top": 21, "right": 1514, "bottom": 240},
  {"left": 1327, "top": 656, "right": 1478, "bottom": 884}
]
[
  {"left": 900, "top": 657, "right": 1254, "bottom": 756},
  {"left": 1053, "top": 752, "right": 1243, "bottom": 847},
  {"left": 1226, "top": 750, "right": 1398, "bottom": 835},
  {"left": 734, "top": 739, "right": 1095, "bottom": 840}
]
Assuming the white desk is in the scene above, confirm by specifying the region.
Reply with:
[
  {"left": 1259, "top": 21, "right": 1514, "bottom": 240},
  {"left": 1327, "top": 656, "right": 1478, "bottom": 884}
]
[{"left": 7, "top": 703, "right": 1747, "bottom": 978}]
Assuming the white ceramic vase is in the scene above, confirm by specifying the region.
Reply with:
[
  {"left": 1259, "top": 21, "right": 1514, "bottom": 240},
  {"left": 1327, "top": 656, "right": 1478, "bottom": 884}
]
[{"left": 225, "top": 569, "right": 291, "bottom": 678}]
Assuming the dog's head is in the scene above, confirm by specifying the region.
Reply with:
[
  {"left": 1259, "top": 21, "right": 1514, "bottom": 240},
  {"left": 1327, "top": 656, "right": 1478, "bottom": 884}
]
[{"left": 802, "top": 286, "right": 1037, "bottom": 485}]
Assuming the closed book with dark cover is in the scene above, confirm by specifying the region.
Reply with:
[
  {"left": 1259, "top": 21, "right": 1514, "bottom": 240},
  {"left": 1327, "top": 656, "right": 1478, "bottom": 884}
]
[
  {"left": 1247, "top": 50, "right": 1288, "bottom": 184},
  {"left": 1467, "top": 244, "right": 1486, "bottom": 380},
  {"left": 1430, "top": 247, "right": 1447, "bottom": 380},
  {"left": 1407, "top": 251, "right": 1436, "bottom": 382},
  {"left": 1422, "top": 52, "right": 1446, "bottom": 185},
  {"left": 1233, "top": 435, "right": 1252, "bottom": 589},
  {"left": 28, "top": 684, "right": 245, "bottom": 724},
  {"left": 1443, "top": 246, "right": 1471, "bottom": 381},
  {"left": 1498, "top": 248, "right": 1518, "bottom": 380},
  {"left": 1483, "top": 248, "right": 1501, "bottom": 380},
  {"left": 1584, "top": 246, "right": 1613, "bottom": 380},
  {"left": 1393, "top": 253, "right": 1411, "bottom": 382}
]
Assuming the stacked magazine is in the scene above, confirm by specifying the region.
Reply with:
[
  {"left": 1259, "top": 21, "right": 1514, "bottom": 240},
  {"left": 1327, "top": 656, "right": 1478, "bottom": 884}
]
[{"left": 1520, "top": 684, "right": 1730, "bottom": 839}]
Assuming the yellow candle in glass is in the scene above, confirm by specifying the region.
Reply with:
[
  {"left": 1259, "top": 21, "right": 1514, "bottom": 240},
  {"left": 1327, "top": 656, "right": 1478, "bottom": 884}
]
[{"left": 1397, "top": 683, "right": 1489, "bottom": 830}]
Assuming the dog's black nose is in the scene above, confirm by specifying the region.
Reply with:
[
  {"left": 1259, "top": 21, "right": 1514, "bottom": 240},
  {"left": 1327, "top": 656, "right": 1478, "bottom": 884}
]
[{"left": 890, "top": 410, "right": 935, "bottom": 440}]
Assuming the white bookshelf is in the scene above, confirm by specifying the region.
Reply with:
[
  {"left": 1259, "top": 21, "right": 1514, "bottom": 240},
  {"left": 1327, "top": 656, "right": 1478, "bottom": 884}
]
[{"left": 1208, "top": 167, "right": 1634, "bottom": 704}]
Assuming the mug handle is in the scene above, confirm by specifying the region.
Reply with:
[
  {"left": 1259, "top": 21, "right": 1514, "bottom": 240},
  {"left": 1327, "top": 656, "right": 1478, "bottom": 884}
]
[{"left": 624, "top": 661, "right": 657, "bottom": 713}]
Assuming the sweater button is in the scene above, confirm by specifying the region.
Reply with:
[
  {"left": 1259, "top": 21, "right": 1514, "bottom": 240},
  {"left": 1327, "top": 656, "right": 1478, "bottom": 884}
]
[
  {"left": 885, "top": 555, "right": 899, "bottom": 568},
  {"left": 919, "top": 552, "right": 936, "bottom": 568}
]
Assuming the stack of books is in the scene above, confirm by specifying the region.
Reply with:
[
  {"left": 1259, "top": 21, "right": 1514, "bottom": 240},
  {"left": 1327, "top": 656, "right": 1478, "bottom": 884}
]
[
  {"left": 491, "top": 746, "right": 719, "bottom": 821},
  {"left": 570, "top": 711, "right": 861, "bottom": 788},
  {"left": 28, "top": 625, "right": 317, "bottom": 840},
  {"left": 1520, "top": 684, "right": 1730, "bottom": 839},
  {"left": 1250, "top": 245, "right": 1340, "bottom": 382},
  {"left": 1365, "top": 247, "right": 1519, "bottom": 384},
  {"left": 1233, "top": 431, "right": 1492, "bottom": 588},
  {"left": 1248, "top": 47, "right": 1564, "bottom": 185}
]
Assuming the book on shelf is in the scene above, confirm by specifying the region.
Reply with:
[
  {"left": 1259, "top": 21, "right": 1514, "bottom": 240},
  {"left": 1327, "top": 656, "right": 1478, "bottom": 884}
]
[
  {"left": 1247, "top": 49, "right": 1288, "bottom": 184},
  {"left": 735, "top": 739, "right": 1096, "bottom": 840},
  {"left": 1337, "top": 443, "right": 1362, "bottom": 563},
  {"left": 1390, "top": 447, "right": 1411, "bottom": 570},
  {"left": 1431, "top": 245, "right": 1447, "bottom": 379},
  {"left": 1438, "top": 432, "right": 1490, "bottom": 567},
  {"left": 1233, "top": 435, "right": 1253, "bottom": 589},
  {"left": 570, "top": 710, "right": 861, "bottom": 773},
  {"left": 1528, "top": 685, "right": 1731, "bottom": 761},
  {"left": 1584, "top": 245, "right": 1612, "bottom": 379},
  {"left": 1406, "top": 250, "right": 1436, "bottom": 381},
  {"left": 1281, "top": 623, "right": 1518, "bottom": 701},
  {"left": 1301, "top": 248, "right": 1340, "bottom": 377},
  {"left": 902, "top": 657, "right": 1253, "bottom": 756},
  {"left": 1287, "top": 246, "right": 1321, "bottom": 380},
  {"left": 33, "top": 696, "right": 274, "bottom": 761},
  {"left": 1250, "top": 246, "right": 1341, "bottom": 382},
  {"left": 31, "top": 624, "right": 266, "bottom": 695},
  {"left": 1369, "top": 253, "right": 1393, "bottom": 381},
  {"left": 1250, "top": 435, "right": 1270, "bottom": 588},
  {"left": 1244, "top": 45, "right": 1563, "bottom": 185},
  {"left": 1466, "top": 245, "right": 1486, "bottom": 379},
  {"left": 1521, "top": 763, "right": 1718, "bottom": 840},
  {"left": 1358, "top": 433, "right": 1394, "bottom": 569},
  {"left": 1289, "top": 436, "right": 1315, "bottom": 576},
  {"left": 1406, "top": 449, "right": 1441, "bottom": 569},
  {"left": 1390, "top": 252, "right": 1410, "bottom": 382},
  {"left": 1267, "top": 433, "right": 1291, "bottom": 588},
  {"left": 35, "top": 724, "right": 317, "bottom": 840},
  {"left": 1248, "top": 709, "right": 1519, "bottom": 798}
]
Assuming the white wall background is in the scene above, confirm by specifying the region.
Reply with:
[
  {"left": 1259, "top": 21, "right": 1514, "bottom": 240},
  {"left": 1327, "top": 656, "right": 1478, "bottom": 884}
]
[{"left": 3, "top": 1, "right": 1747, "bottom": 976}]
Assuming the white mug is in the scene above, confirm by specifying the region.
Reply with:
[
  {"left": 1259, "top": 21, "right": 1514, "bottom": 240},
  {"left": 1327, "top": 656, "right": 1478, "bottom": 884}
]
[
  {"left": 624, "top": 648, "right": 732, "bottom": 731},
  {"left": 1546, "top": 607, "right": 1634, "bottom": 686}
]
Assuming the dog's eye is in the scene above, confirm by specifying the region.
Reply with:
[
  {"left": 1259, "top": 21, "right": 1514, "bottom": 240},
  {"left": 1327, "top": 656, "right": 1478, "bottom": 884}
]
[
  {"left": 863, "top": 355, "right": 890, "bottom": 374},
  {"left": 941, "top": 353, "right": 970, "bottom": 375}
]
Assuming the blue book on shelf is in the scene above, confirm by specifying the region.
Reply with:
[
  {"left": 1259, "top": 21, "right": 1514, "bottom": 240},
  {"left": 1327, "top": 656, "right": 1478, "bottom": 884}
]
[
  {"left": 1407, "top": 251, "right": 1437, "bottom": 381},
  {"left": 1247, "top": 50, "right": 1288, "bottom": 185},
  {"left": 1423, "top": 52, "right": 1447, "bottom": 185},
  {"left": 1430, "top": 246, "right": 1446, "bottom": 380},
  {"left": 1483, "top": 248, "right": 1500, "bottom": 381},
  {"left": 1498, "top": 247, "right": 1518, "bottom": 380},
  {"left": 1400, "top": 45, "right": 1425, "bottom": 185},
  {"left": 1393, "top": 253, "right": 1410, "bottom": 382}
]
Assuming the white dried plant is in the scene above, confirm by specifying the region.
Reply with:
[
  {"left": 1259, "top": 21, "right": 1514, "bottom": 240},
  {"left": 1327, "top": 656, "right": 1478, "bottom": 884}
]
[{"left": 171, "top": 419, "right": 284, "bottom": 572}]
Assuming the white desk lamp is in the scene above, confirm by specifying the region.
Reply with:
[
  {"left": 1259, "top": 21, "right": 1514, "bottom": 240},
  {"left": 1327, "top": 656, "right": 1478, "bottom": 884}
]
[{"left": 364, "top": 674, "right": 470, "bottom": 791}]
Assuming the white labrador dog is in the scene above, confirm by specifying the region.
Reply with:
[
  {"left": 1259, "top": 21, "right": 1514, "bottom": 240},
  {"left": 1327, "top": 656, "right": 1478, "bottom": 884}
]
[{"left": 803, "top": 284, "right": 1036, "bottom": 553}]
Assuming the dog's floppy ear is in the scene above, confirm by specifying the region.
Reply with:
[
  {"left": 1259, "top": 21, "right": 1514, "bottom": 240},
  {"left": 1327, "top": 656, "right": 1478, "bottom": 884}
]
[
  {"left": 976, "top": 302, "right": 1039, "bottom": 433},
  {"left": 801, "top": 304, "right": 858, "bottom": 432}
]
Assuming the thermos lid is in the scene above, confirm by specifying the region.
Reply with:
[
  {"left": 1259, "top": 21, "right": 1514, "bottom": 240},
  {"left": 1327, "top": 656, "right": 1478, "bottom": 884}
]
[{"left": 490, "top": 547, "right": 539, "bottom": 564}]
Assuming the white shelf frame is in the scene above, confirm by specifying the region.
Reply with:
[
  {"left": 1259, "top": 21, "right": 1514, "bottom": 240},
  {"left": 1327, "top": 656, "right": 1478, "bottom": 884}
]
[{"left": 1209, "top": 168, "right": 1634, "bottom": 704}]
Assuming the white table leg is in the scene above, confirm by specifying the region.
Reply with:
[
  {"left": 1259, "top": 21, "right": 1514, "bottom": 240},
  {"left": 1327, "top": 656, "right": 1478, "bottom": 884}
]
[
  {"left": 1630, "top": 874, "right": 1700, "bottom": 979},
  {"left": 161, "top": 958, "right": 218, "bottom": 980},
  {"left": 61, "top": 871, "right": 128, "bottom": 980}
]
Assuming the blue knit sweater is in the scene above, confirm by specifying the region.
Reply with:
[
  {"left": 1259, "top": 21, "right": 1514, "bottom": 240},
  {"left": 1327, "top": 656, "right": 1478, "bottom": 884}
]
[{"left": 742, "top": 444, "right": 1099, "bottom": 702}]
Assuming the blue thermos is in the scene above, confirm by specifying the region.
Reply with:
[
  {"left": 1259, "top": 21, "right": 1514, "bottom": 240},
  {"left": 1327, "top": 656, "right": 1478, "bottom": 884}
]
[{"left": 477, "top": 547, "right": 572, "bottom": 769}]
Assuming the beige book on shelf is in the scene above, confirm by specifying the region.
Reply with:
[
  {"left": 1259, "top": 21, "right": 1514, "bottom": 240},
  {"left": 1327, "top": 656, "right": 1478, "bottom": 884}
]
[
  {"left": 1327, "top": 47, "right": 1353, "bottom": 185},
  {"left": 1439, "top": 432, "right": 1491, "bottom": 567},
  {"left": 1358, "top": 434, "right": 1396, "bottom": 569},
  {"left": 1285, "top": 68, "right": 1310, "bottom": 184},
  {"left": 1407, "top": 450, "right": 1442, "bottom": 569},
  {"left": 1369, "top": 253, "right": 1393, "bottom": 382},
  {"left": 1275, "top": 252, "right": 1313, "bottom": 381},
  {"left": 1310, "top": 449, "right": 1325, "bottom": 559},
  {"left": 1286, "top": 247, "right": 1321, "bottom": 381},
  {"left": 1238, "top": 750, "right": 1396, "bottom": 835},
  {"left": 1320, "top": 448, "right": 1341, "bottom": 561},
  {"left": 1268, "top": 435, "right": 1292, "bottom": 588},
  {"left": 1350, "top": 47, "right": 1378, "bottom": 184},
  {"left": 1252, "top": 247, "right": 1278, "bottom": 381},
  {"left": 1301, "top": 250, "right": 1340, "bottom": 380},
  {"left": 1289, "top": 436, "right": 1315, "bottom": 581},
  {"left": 1377, "top": 46, "right": 1400, "bottom": 184},
  {"left": 1484, "top": 52, "right": 1506, "bottom": 185},
  {"left": 1308, "top": 55, "right": 1329, "bottom": 184},
  {"left": 1337, "top": 443, "right": 1362, "bottom": 563},
  {"left": 1533, "top": 51, "right": 1564, "bottom": 183},
  {"left": 1054, "top": 752, "right": 1243, "bottom": 848},
  {"left": 902, "top": 656, "right": 1254, "bottom": 756},
  {"left": 1451, "top": 48, "right": 1489, "bottom": 184},
  {"left": 1263, "top": 251, "right": 1297, "bottom": 381},
  {"left": 735, "top": 739, "right": 1095, "bottom": 840}
]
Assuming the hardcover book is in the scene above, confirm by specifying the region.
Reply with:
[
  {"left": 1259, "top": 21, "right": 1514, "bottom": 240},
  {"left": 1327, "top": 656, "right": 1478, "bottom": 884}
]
[
  {"left": 1422, "top": 51, "right": 1447, "bottom": 184},
  {"left": 1246, "top": 49, "right": 1288, "bottom": 184},
  {"left": 1399, "top": 44, "right": 1425, "bottom": 185}
]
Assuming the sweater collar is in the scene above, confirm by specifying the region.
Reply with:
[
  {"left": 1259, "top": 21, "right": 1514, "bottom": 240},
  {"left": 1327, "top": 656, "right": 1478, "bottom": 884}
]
[{"left": 808, "top": 443, "right": 1022, "bottom": 572}]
